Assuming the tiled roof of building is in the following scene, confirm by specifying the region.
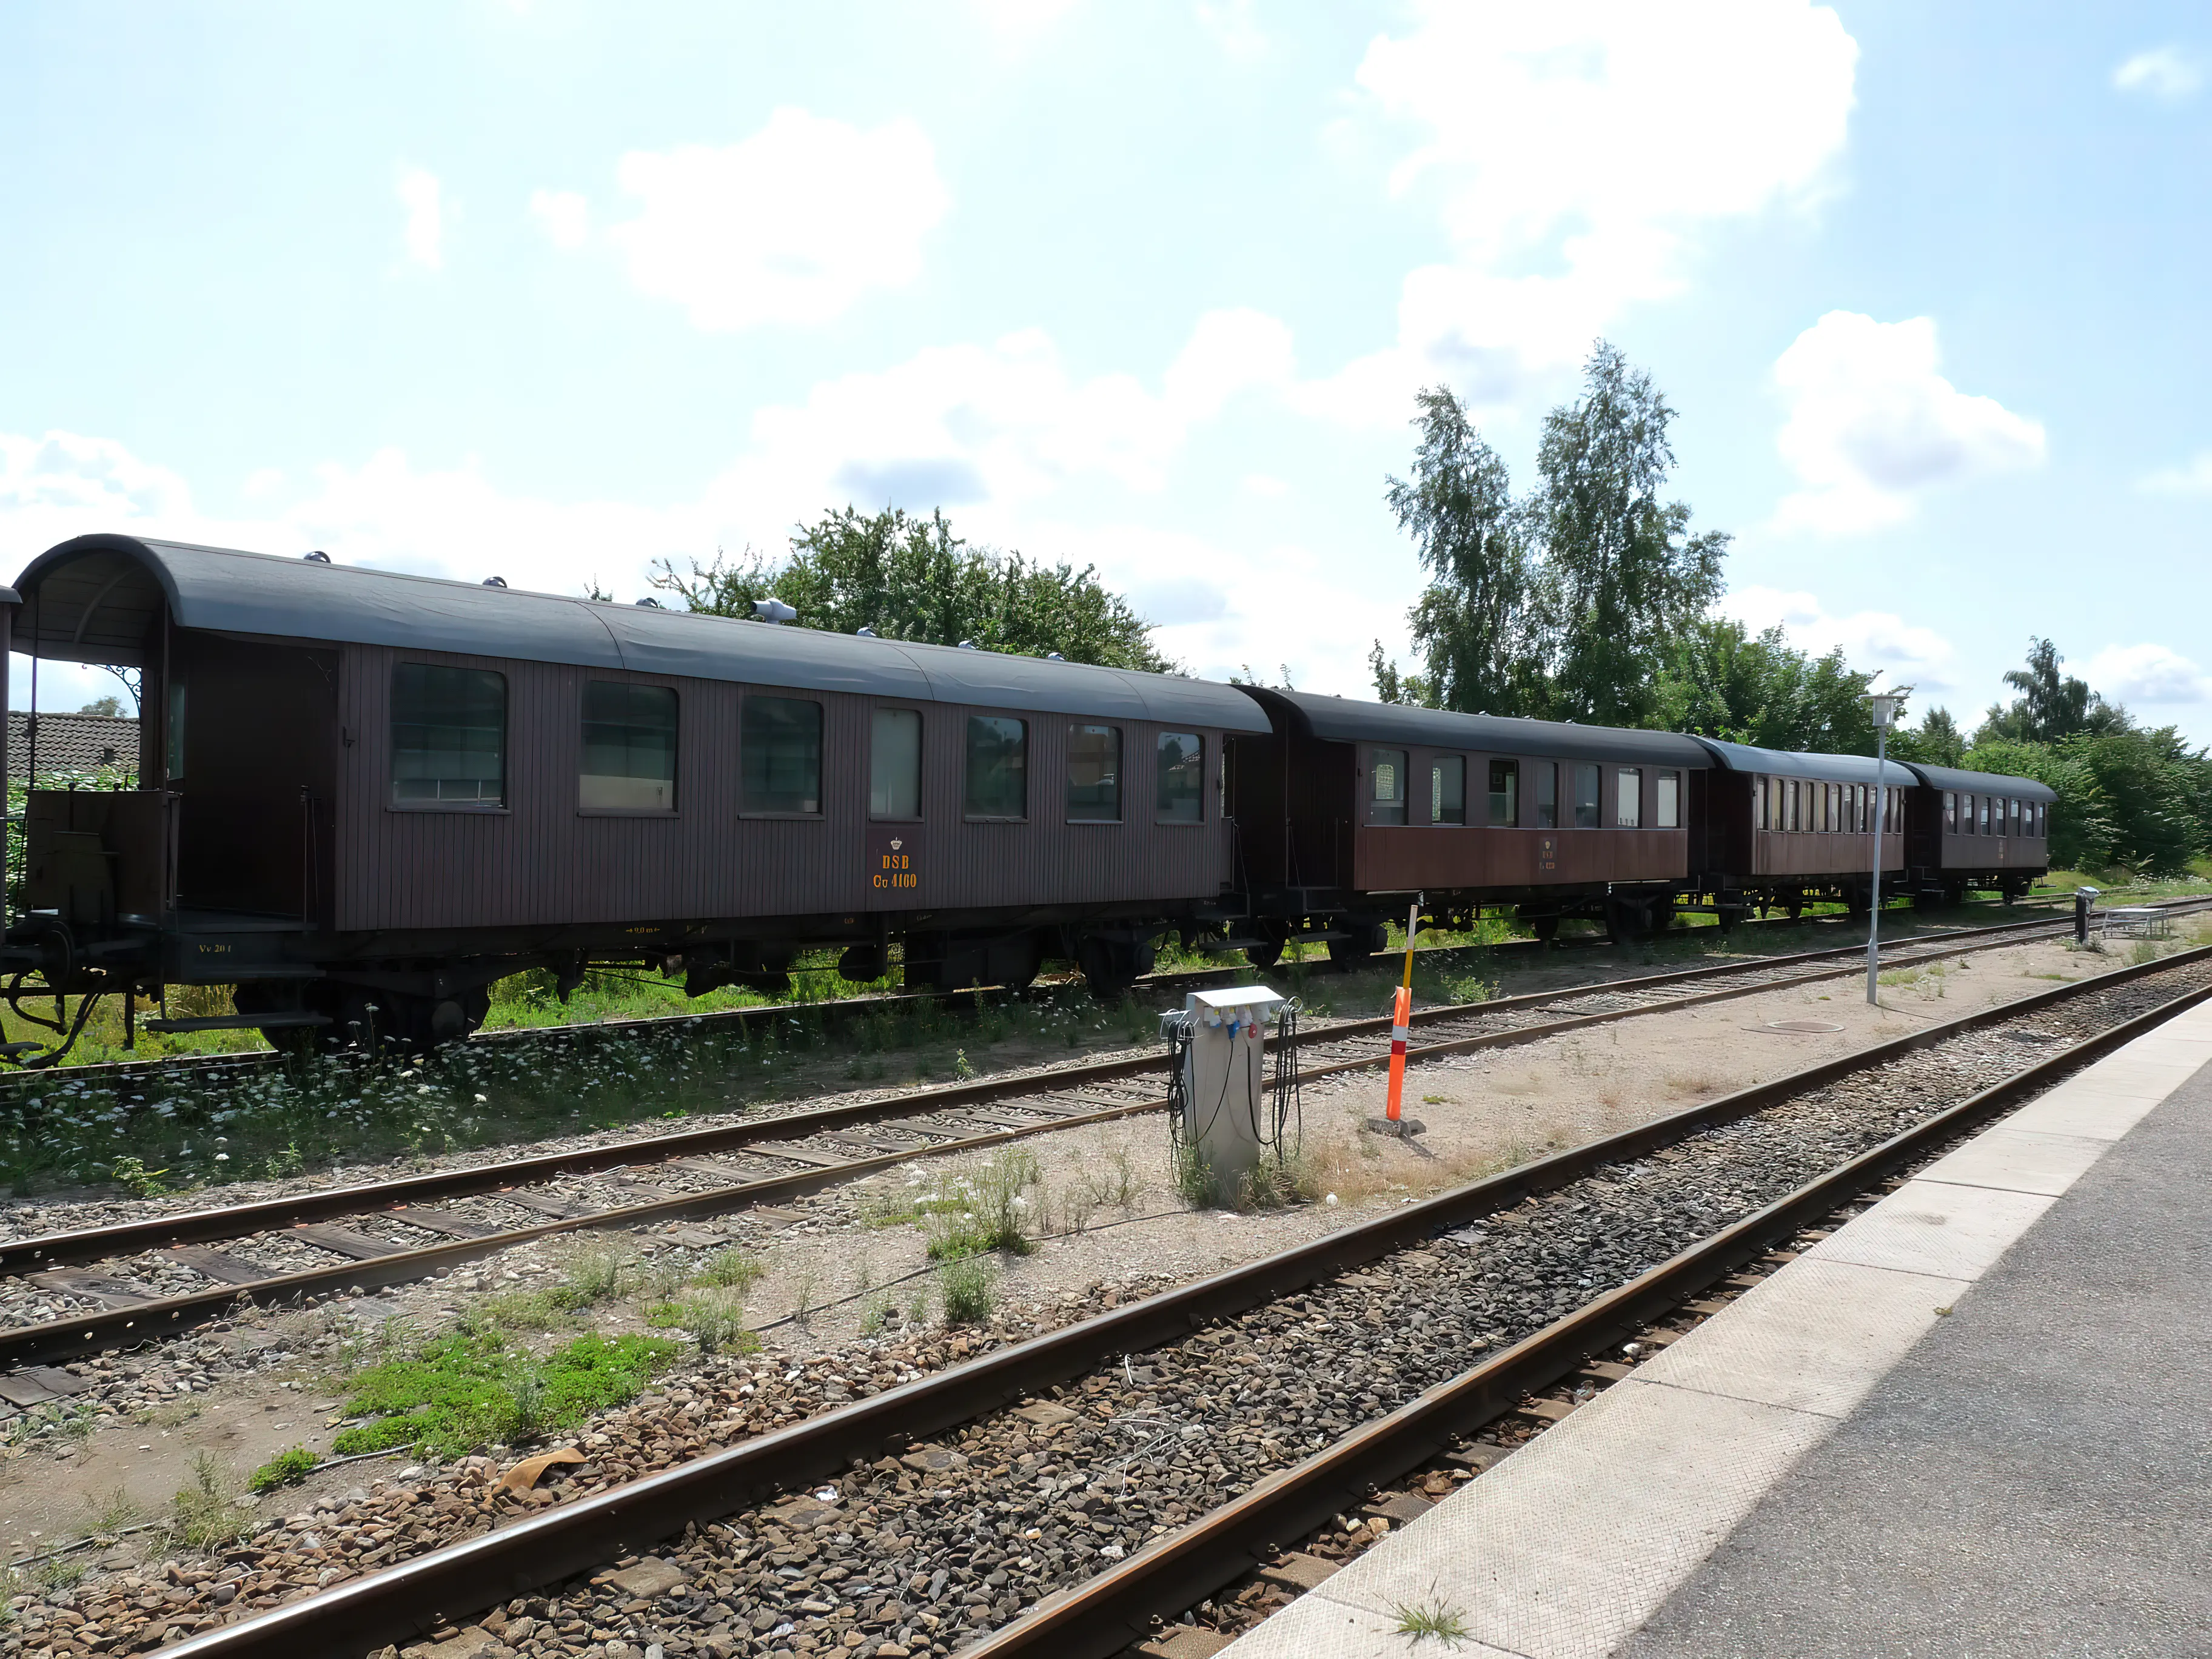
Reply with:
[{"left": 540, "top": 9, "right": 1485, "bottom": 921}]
[{"left": 7, "top": 711, "right": 139, "bottom": 779}]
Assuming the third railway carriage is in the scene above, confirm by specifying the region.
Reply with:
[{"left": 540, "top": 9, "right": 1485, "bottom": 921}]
[
  {"left": 1683, "top": 738, "right": 1908, "bottom": 923},
  {"left": 1897, "top": 762, "right": 2054, "bottom": 905},
  {"left": 1223, "top": 688, "right": 1714, "bottom": 954},
  {"left": 0, "top": 534, "right": 1265, "bottom": 1050}
]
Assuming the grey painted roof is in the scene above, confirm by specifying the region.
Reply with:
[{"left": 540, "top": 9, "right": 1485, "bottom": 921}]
[
  {"left": 11, "top": 534, "right": 1269, "bottom": 731},
  {"left": 1900, "top": 761, "right": 2058, "bottom": 802},
  {"left": 1245, "top": 687, "right": 1713, "bottom": 767},
  {"left": 1690, "top": 737, "right": 1919, "bottom": 785}
]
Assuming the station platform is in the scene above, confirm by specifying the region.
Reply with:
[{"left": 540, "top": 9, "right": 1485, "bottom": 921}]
[{"left": 1222, "top": 998, "right": 2212, "bottom": 1658}]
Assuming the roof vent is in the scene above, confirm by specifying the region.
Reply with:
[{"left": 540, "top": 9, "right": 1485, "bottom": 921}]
[
  {"left": 1046, "top": 652, "right": 1065, "bottom": 661},
  {"left": 856, "top": 625, "right": 878, "bottom": 638},
  {"left": 635, "top": 597, "right": 663, "bottom": 609},
  {"left": 751, "top": 598, "right": 797, "bottom": 625},
  {"left": 957, "top": 639, "right": 978, "bottom": 651},
  {"left": 302, "top": 550, "right": 331, "bottom": 564},
  {"left": 482, "top": 576, "right": 508, "bottom": 588}
]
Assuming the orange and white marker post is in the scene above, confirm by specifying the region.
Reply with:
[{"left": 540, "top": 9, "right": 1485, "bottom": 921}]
[{"left": 1384, "top": 897, "right": 1419, "bottom": 1126}]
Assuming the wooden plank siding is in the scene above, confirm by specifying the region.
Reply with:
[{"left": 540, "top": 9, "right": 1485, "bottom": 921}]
[{"left": 330, "top": 642, "right": 1236, "bottom": 935}]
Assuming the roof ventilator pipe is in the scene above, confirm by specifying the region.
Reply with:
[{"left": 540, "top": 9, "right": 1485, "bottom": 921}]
[{"left": 751, "top": 598, "right": 796, "bottom": 623}]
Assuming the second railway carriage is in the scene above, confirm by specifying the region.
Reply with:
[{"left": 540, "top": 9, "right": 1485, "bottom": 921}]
[
  {"left": 1897, "top": 762, "right": 2054, "bottom": 904},
  {"left": 1, "top": 534, "right": 1266, "bottom": 1049},
  {"left": 1224, "top": 688, "right": 1714, "bottom": 953},
  {"left": 1682, "top": 738, "right": 1908, "bottom": 923}
]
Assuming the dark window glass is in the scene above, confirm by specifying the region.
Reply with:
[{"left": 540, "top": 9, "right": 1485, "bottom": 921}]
[
  {"left": 1977, "top": 794, "right": 1989, "bottom": 834},
  {"left": 166, "top": 678, "right": 187, "bottom": 782},
  {"left": 742, "top": 695, "right": 822, "bottom": 814},
  {"left": 1616, "top": 766, "right": 1643, "bottom": 828},
  {"left": 1372, "top": 748, "right": 1407, "bottom": 825},
  {"left": 2009, "top": 797, "right": 2021, "bottom": 836},
  {"left": 965, "top": 716, "right": 1028, "bottom": 819},
  {"left": 580, "top": 682, "right": 677, "bottom": 811},
  {"left": 1572, "top": 762, "right": 1601, "bottom": 829},
  {"left": 1657, "top": 770, "right": 1680, "bottom": 829},
  {"left": 1754, "top": 777, "right": 1768, "bottom": 831},
  {"left": 1066, "top": 725, "right": 1121, "bottom": 822},
  {"left": 1485, "top": 759, "right": 1515, "bottom": 827},
  {"left": 1157, "top": 732, "right": 1204, "bottom": 823},
  {"left": 1944, "top": 790, "right": 1956, "bottom": 832},
  {"left": 392, "top": 663, "right": 505, "bottom": 806},
  {"left": 2037, "top": 802, "right": 2048, "bottom": 837},
  {"left": 1534, "top": 760, "right": 1558, "bottom": 829},
  {"left": 1432, "top": 756, "right": 1466, "bottom": 825},
  {"left": 871, "top": 709, "right": 921, "bottom": 819}
]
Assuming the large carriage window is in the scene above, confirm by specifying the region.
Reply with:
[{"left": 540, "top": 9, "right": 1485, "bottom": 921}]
[
  {"left": 1615, "top": 767, "right": 1642, "bottom": 828},
  {"left": 1432, "top": 756, "right": 1467, "bottom": 825},
  {"left": 1534, "top": 762, "right": 1558, "bottom": 829},
  {"left": 1754, "top": 777, "right": 1767, "bottom": 831},
  {"left": 1485, "top": 759, "right": 1514, "bottom": 827},
  {"left": 1572, "top": 763, "right": 1601, "bottom": 829},
  {"left": 965, "top": 716, "right": 1028, "bottom": 820},
  {"left": 743, "top": 695, "right": 822, "bottom": 814},
  {"left": 1657, "top": 770, "right": 1680, "bottom": 829},
  {"left": 1787, "top": 780, "right": 1800, "bottom": 832},
  {"left": 1944, "top": 791, "right": 1957, "bottom": 833},
  {"left": 1157, "top": 732, "right": 1204, "bottom": 823},
  {"left": 871, "top": 709, "right": 921, "bottom": 819},
  {"left": 392, "top": 663, "right": 506, "bottom": 806},
  {"left": 581, "top": 682, "right": 677, "bottom": 811},
  {"left": 2009, "top": 798, "right": 2022, "bottom": 836},
  {"left": 1066, "top": 725, "right": 1121, "bottom": 822},
  {"left": 1977, "top": 794, "right": 1989, "bottom": 834},
  {"left": 1372, "top": 749, "right": 1408, "bottom": 826},
  {"left": 2036, "top": 802, "right": 2048, "bottom": 837}
]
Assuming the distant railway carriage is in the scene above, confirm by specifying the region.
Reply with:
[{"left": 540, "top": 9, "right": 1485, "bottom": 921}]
[
  {"left": 1899, "top": 762, "right": 2054, "bottom": 904},
  {"left": 1683, "top": 738, "right": 1909, "bottom": 923},
  {"left": 2, "top": 534, "right": 1264, "bottom": 1049},
  {"left": 1224, "top": 688, "right": 1713, "bottom": 951}
]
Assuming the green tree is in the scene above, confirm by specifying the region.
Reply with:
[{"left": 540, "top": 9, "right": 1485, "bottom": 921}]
[
  {"left": 1892, "top": 706, "right": 1967, "bottom": 769},
  {"left": 1382, "top": 387, "right": 1537, "bottom": 714},
  {"left": 1962, "top": 737, "right": 2114, "bottom": 872},
  {"left": 1979, "top": 637, "right": 2128, "bottom": 743},
  {"left": 1527, "top": 343, "right": 1730, "bottom": 726},
  {"left": 1651, "top": 616, "right": 1886, "bottom": 752},
  {"left": 651, "top": 506, "right": 1174, "bottom": 671}
]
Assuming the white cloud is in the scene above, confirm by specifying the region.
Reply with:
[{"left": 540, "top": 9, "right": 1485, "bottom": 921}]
[
  {"left": 1768, "top": 312, "right": 2045, "bottom": 536},
  {"left": 1726, "top": 585, "right": 1959, "bottom": 693},
  {"left": 396, "top": 166, "right": 446, "bottom": 270},
  {"left": 1306, "top": 1, "right": 1858, "bottom": 423},
  {"left": 601, "top": 109, "right": 948, "bottom": 331},
  {"left": 1198, "top": 0, "right": 1267, "bottom": 61},
  {"left": 2083, "top": 643, "right": 2212, "bottom": 706},
  {"left": 2138, "top": 450, "right": 2212, "bottom": 495},
  {"left": 528, "top": 187, "right": 591, "bottom": 250},
  {"left": 2113, "top": 47, "right": 2200, "bottom": 99}
]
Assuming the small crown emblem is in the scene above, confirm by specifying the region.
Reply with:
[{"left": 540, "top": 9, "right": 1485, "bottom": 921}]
[{"left": 890, "top": 838, "right": 903, "bottom": 851}]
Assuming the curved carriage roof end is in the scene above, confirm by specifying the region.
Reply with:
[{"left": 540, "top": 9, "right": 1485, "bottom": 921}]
[
  {"left": 1897, "top": 760, "right": 2058, "bottom": 803},
  {"left": 1244, "top": 686, "right": 1712, "bottom": 767},
  {"left": 10, "top": 534, "right": 1267, "bottom": 731}
]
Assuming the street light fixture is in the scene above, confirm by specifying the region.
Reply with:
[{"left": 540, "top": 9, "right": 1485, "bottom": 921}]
[{"left": 1866, "top": 691, "right": 1902, "bottom": 1004}]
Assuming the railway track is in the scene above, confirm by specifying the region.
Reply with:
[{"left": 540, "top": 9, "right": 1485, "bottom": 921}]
[
  {"left": 0, "top": 901, "right": 2184, "bottom": 1372},
  {"left": 95, "top": 926, "right": 2212, "bottom": 1659},
  {"left": 0, "top": 896, "right": 2065, "bottom": 1092}
]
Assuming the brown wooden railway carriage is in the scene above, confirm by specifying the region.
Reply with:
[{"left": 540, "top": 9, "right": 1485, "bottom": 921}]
[
  {"left": 0, "top": 534, "right": 1266, "bottom": 1050},
  {"left": 1682, "top": 738, "right": 1907, "bottom": 923},
  {"left": 1897, "top": 762, "right": 2054, "bottom": 903},
  {"left": 1224, "top": 688, "right": 1713, "bottom": 953}
]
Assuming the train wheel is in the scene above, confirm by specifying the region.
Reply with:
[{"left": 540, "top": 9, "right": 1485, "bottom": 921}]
[
  {"left": 1327, "top": 923, "right": 1386, "bottom": 966},
  {"left": 1530, "top": 914, "right": 1560, "bottom": 943},
  {"left": 1078, "top": 937, "right": 1147, "bottom": 1000},
  {"left": 1245, "top": 940, "right": 1284, "bottom": 971}
]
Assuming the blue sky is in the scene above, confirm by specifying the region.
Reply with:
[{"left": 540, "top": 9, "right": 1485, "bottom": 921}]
[{"left": 2, "top": 1, "right": 2207, "bottom": 740}]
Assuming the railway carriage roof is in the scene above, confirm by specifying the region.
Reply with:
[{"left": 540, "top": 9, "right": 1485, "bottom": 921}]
[
  {"left": 1897, "top": 762, "right": 2057, "bottom": 802},
  {"left": 1244, "top": 687, "right": 1712, "bottom": 767},
  {"left": 1689, "top": 737, "right": 1909, "bottom": 784},
  {"left": 12, "top": 534, "right": 1269, "bottom": 731}
]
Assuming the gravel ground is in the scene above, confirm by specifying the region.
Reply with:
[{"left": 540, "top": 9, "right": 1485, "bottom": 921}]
[{"left": 8, "top": 949, "right": 2200, "bottom": 1659}]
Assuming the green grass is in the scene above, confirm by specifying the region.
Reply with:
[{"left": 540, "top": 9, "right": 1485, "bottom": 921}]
[
  {"left": 330, "top": 1324, "right": 679, "bottom": 1459},
  {"left": 248, "top": 1445, "right": 319, "bottom": 1493},
  {"left": 1392, "top": 1596, "right": 1473, "bottom": 1643},
  {"left": 170, "top": 1452, "right": 249, "bottom": 1552}
]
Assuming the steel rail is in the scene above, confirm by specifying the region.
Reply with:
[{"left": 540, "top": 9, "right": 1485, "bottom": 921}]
[
  {"left": 0, "top": 908, "right": 2150, "bottom": 1366},
  {"left": 156, "top": 942, "right": 2212, "bottom": 1659},
  {"left": 0, "top": 895, "right": 2079, "bottom": 1092}
]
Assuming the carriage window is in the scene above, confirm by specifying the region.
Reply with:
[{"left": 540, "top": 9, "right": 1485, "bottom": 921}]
[
  {"left": 1657, "top": 770, "right": 1680, "bottom": 829},
  {"left": 1944, "top": 791, "right": 1957, "bottom": 833},
  {"left": 166, "top": 677, "right": 187, "bottom": 782},
  {"left": 1977, "top": 794, "right": 1989, "bottom": 834},
  {"left": 1754, "top": 777, "right": 1767, "bottom": 831},
  {"left": 1486, "top": 759, "right": 1515, "bottom": 827},
  {"left": 743, "top": 695, "right": 822, "bottom": 814},
  {"left": 1572, "top": 763, "right": 1601, "bottom": 829},
  {"left": 1432, "top": 756, "right": 1467, "bottom": 825},
  {"left": 580, "top": 682, "right": 677, "bottom": 811},
  {"left": 1066, "top": 725, "right": 1121, "bottom": 822},
  {"left": 1534, "top": 761, "right": 1558, "bottom": 828},
  {"left": 2009, "top": 798, "right": 2022, "bottom": 836},
  {"left": 965, "top": 716, "right": 1028, "bottom": 820},
  {"left": 871, "top": 708, "right": 921, "bottom": 819},
  {"left": 1615, "top": 767, "right": 1642, "bottom": 828},
  {"left": 392, "top": 663, "right": 506, "bottom": 806},
  {"left": 1157, "top": 732, "right": 1204, "bottom": 823},
  {"left": 2036, "top": 802, "right": 2048, "bottom": 837},
  {"left": 1371, "top": 749, "right": 1408, "bottom": 826}
]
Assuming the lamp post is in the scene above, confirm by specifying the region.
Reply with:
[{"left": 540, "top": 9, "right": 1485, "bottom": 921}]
[{"left": 1865, "top": 692, "right": 1902, "bottom": 1005}]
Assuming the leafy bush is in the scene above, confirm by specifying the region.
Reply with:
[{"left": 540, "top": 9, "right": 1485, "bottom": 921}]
[
  {"left": 937, "top": 1255, "right": 996, "bottom": 1324},
  {"left": 248, "top": 1445, "right": 318, "bottom": 1493}
]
